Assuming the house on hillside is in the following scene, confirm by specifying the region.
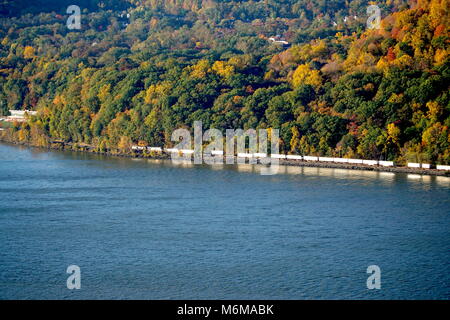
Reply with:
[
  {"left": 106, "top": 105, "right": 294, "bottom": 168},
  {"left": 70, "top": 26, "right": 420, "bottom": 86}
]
[
  {"left": 268, "top": 35, "right": 290, "bottom": 47},
  {"left": 2, "top": 110, "right": 37, "bottom": 122}
]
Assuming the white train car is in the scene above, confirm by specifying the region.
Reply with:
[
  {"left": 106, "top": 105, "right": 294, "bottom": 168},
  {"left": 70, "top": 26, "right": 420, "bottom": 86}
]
[
  {"left": 378, "top": 161, "right": 394, "bottom": 167},
  {"left": 271, "top": 154, "right": 287, "bottom": 159},
  {"left": 333, "top": 158, "right": 349, "bottom": 163},
  {"left": 421, "top": 163, "right": 431, "bottom": 169},
  {"left": 362, "top": 160, "right": 378, "bottom": 166},
  {"left": 347, "top": 159, "right": 364, "bottom": 164},
  {"left": 254, "top": 153, "right": 267, "bottom": 158},
  {"left": 286, "top": 155, "right": 303, "bottom": 160},
  {"left": 303, "top": 156, "right": 319, "bottom": 161},
  {"left": 436, "top": 165, "right": 450, "bottom": 171},
  {"left": 318, "top": 157, "right": 334, "bottom": 162},
  {"left": 408, "top": 163, "right": 421, "bottom": 168},
  {"left": 148, "top": 147, "right": 163, "bottom": 152},
  {"left": 237, "top": 153, "right": 254, "bottom": 158}
]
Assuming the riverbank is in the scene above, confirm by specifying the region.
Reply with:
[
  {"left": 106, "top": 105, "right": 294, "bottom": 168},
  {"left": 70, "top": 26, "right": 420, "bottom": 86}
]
[
  {"left": 2, "top": 137, "right": 449, "bottom": 177},
  {"left": 280, "top": 158, "right": 450, "bottom": 176}
]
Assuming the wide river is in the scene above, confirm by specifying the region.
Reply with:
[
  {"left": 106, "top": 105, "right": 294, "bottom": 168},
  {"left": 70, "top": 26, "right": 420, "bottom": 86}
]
[{"left": 0, "top": 142, "right": 449, "bottom": 299}]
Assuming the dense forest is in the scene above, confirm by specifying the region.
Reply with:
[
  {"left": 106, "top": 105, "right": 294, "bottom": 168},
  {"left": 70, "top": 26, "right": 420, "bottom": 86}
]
[{"left": 0, "top": 0, "right": 449, "bottom": 164}]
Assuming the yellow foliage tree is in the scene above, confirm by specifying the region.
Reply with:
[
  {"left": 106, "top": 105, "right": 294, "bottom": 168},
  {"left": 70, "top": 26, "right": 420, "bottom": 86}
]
[
  {"left": 434, "top": 49, "right": 448, "bottom": 66},
  {"left": 290, "top": 127, "right": 301, "bottom": 153},
  {"left": 23, "top": 46, "right": 35, "bottom": 59},
  {"left": 144, "top": 108, "right": 159, "bottom": 129},
  {"left": 212, "top": 61, "right": 235, "bottom": 78},
  {"left": 387, "top": 123, "right": 401, "bottom": 147},
  {"left": 426, "top": 101, "right": 443, "bottom": 121},
  {"left": 376, "top": 57, "right": 389, "bottom": 72},
  {"left": 392, "top": 54, "right": 414, "bottom": 69},
  {"left": 98, "top": 84, "right": 111, "bottom": 103},
  {"left": 118, "top": 136, "right": 132, "bottom": 152},
  {"left": 427, "top": 0, "right": 449, "bottom": 29},
  {"left": 144, "top": 82, "right": 171, "bottom": 105},
  {"left": 190, "top": 59, "right": 210, "bottom": 78},
  {"left": 18, "top": 128, "right": 30, "bottom": 142},
  {"left": 291, "top": 64, "right": 322, "bottom": 88},
  {"left": 298, "top": 136, "right": 311, "bottom": 155},
  {"left": 53, "top": 95, "right": 63, "bottom": 105},
  {"left": 310, "top": 40, "right": 328, "bottom": 59}
]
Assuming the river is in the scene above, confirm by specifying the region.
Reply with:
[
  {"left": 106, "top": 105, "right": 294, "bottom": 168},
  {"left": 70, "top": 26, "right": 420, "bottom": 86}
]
[{"left": 0, "top": 143, "right": 449, "bottom": 299}]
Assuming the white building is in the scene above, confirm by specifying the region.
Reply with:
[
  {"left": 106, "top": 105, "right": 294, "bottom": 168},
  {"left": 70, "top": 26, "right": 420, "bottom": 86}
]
[
  {"left": 268, "top": 36, "right": 289, "bottom": 46},
  {"left": 2, "top": 110, "right": 37, "bottom": 122}
]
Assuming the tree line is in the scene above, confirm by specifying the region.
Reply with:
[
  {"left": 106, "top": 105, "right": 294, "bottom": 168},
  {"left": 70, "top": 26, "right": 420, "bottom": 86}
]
[{"left": 0, "top": 0, "right": 448, "bottom": 164}]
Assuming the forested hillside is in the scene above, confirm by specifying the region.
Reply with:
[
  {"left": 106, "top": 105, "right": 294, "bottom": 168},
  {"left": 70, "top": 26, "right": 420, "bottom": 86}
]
[{"left": 0, "top": 0, "right": 449, "bottom": 164}]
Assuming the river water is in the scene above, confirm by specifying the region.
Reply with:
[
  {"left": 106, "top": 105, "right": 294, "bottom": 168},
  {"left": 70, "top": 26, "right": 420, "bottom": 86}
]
[{"left": 0, "top": 142, "right": 449, "bottom": 299}]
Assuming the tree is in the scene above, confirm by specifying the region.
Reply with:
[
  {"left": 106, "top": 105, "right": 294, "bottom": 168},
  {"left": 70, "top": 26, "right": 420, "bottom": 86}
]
[
  {"left": 118, "top": 136, "right": 132, "bottom": 153},
  {"left": 290, "top": 126, "right": 301, "bottom": 154},
  {"left": 212, "top": 61, "right": 234, "bottom": 79},
  {"left": 291, "top": 64, "right": 322, "bottom": 89},
  {"left": 23, "top": 46, "right": 35, "bottom": 59},
  {"left": 422, "top": 122, "right": 449, "bottom": 163}
]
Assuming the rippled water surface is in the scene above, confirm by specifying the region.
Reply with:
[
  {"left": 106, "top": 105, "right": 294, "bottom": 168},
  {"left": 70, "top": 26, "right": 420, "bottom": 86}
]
[{"left": 0, "top": 143, "right": 449, "bottom": 299}]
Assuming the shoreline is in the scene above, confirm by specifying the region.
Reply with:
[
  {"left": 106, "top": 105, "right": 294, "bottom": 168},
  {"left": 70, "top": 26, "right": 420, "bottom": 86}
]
[
  {"left": 2, "top": 138, "right": 449, "bottom": 177},
  {"left": 280, "top": 158, "right": 450, "bottom": 176}
]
